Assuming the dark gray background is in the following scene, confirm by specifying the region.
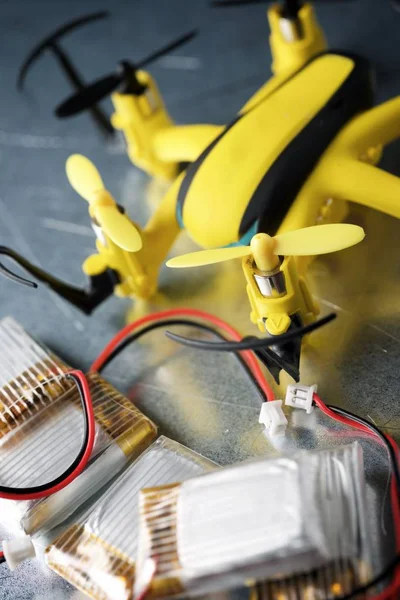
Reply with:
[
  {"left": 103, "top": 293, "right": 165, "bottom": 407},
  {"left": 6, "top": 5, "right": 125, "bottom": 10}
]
[{"left": 0, "top": 0, "right": 400, "bottom": 598}]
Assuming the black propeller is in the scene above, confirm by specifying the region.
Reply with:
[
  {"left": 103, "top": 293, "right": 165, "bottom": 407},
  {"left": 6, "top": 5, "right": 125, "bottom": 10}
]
[
  {"left": 17, "top": 11, "right": 110, "bottom": 90},
  {"left": 56, "top": 29, "right": 198, "bottom": 119},
  {"left": 17, "top": 11, "right": 114, "bottom": 137}
]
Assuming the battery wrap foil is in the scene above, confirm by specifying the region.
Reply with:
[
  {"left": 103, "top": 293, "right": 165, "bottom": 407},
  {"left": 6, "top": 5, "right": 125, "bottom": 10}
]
[
  {"left": 0, "top": 317, "right": 157, "bottom": 536},
  {"left": 136, "top": 443, "right": 370, "bottom": 599},
  {"left": 0, "top": 317, "right": 71, "bottom": 433},
  {"left": 45, "top": 436, "right": 218, "bottom": 600}
]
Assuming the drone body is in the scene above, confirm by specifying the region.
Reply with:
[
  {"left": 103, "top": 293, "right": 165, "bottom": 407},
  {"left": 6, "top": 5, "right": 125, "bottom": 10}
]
[{"left": 5, "top": 0, "right": 400, "bottom": 381}]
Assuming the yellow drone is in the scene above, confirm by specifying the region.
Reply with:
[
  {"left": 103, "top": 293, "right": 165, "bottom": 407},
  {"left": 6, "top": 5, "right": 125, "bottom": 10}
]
[{"left": 3, "top": 0, "right": 400, "bottom": 381}]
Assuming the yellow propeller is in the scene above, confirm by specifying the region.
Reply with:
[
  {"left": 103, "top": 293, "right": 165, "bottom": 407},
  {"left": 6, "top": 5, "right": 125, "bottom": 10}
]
[
  {"left": 167, "top": 224, "right": 365, "bottom": 271},
  {"left": 66, "top": 154, "right": 142, "bottom": 252}
]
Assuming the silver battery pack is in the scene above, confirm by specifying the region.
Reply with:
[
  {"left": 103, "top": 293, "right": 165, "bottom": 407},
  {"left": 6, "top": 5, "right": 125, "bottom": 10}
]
[
  {"left": 0, "top": 317, "right": 157, "bottom": 536},
  {"left": 45, "top": 436, "right": 218, "bottom": 600},
  {"left": 135, "top": 443, "right": 370, "bottom": 599}
]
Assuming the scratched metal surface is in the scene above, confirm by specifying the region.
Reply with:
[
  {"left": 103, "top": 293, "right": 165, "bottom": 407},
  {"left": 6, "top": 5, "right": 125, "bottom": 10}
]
[{"left": 0, "top": 0, "right": 400, "bottom": 598}]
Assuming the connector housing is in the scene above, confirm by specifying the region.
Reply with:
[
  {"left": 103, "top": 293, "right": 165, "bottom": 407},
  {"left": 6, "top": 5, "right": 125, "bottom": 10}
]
[
  {"left": 258, "top": 400, "right": 288, "bottom": 436},
  {"left": 3, "top": 536, "right": 36, "bottom": 570},
  {"left": 285, "top": 384, "right": 317, "bottom": 414}
]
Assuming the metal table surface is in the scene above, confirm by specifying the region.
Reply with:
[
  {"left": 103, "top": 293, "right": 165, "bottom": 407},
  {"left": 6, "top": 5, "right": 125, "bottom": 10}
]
[{"left": 0, "top": 0, "right": 400, "bottom": 598}]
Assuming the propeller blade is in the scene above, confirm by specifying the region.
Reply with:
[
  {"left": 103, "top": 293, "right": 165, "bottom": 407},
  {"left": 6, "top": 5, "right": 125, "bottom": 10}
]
[
  {"left": 273, "top": 224, "right": 365, "bottom": 256},
  {"left": 17, "top": 11, "right": 110, "bottom": 90},
  {"left": 56, "top": 73, "right": 121, "bottom": 118},
  {"left": 95, "top": 205, "right": 142, "bottom": 252},
  {"left": 167, "top": 224, "right": 364, "bottom": 269},
  {"left": 66, "top": 154, "right": 104, "bottom": 202},
  {"left": 55, "top": 29, "right": 197, "bottom": 118},
  {"left": 167, "top": 245, "right": 251, "bottom": 268},
  {"left": 137, "top": 29, "right": 199, "bottom": 69}
]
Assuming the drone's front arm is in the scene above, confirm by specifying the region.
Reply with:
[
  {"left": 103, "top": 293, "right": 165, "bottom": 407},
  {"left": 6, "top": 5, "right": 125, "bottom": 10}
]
[
  {"left": 243, "top": 254, "right": 318, "bottom": 336},
  {"left": 242, "top": 251, "right": 319, "bottom": 382}
]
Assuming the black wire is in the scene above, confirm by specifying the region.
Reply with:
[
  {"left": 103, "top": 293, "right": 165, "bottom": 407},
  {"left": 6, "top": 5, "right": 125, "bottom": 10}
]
[
  {"left": 165, "top": 313, "right": 336, "bottom": 351},
  {"left": 0, "top": 373, "right": 90, "bottom": 496},
  {"left": 96, "top": 318, "right": 269, "bottom": 405},
  {"left": 335, "top": 554, "right": 400, "bottom": 600},
  {"left": 99, "top": 320, "right": 400, "bottom": 599},
  {"left": 316, "top": 403, "right": 400, "bottom": 599},
  {"left": 326, "top": 404, "right": 400, "bottom": 494}
]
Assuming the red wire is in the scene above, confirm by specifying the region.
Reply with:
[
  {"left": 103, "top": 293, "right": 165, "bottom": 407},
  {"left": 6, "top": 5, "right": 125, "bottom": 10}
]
[
  {"left": 313, "top": 393, "right": 400, "bottom": 600},
  {"left": 313, "top": 396, "right": 372, "bottom": 435},
  {"left": 89, "top": 308, "right": 275, "bottom": 401},
  {"left": 0, "top": 370, "right": 95, "bottom": 501},
  {"left": 372, "top": 436, "right": 400, "bottom": 600}
]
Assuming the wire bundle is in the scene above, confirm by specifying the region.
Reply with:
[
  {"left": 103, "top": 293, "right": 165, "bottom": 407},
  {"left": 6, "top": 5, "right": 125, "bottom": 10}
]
[
  {"left": 90, "top": 308, "right": 276, "bottom": 401},
  {"left": 0, "top": 370, "right": 94, "bottom": 501},
  {"left": 313, "top": 395, "right": 400, "bottom": 600},
  {"left": 89, "top": 308, "right": 400, "bottom": 600}
]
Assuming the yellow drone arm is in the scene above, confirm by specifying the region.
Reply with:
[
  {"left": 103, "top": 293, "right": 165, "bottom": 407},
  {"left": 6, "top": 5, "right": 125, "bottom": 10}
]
[
  {"left": 328, "top": 160, "right": 400, "bottom": 221},
  {"left": 136, "top": 172, "right": 184, "bottom": 291},
  {"left": 284, "top": 158, "right": 400, "bottom": 235},
  {"left": 279, "top": 96, "right": 400, "bottom": 240},
  {"left": 242, "top": 3, "right": 326, "bottom": 114},
  {"left": 243, "top": 254, "right": 318, "bottom": 334},
  {"left": 111, "top": 70, "right": 178, "bottom": 181},
  {"left": 269, "top": 3, "right": 326, "bottom": 77},
  {"left": 334, "top": 96, "right": 400, "bottom": 154},
  {"left": 153, "top": 124, "right": 224, "bottom": 163},
  {"left": 91, "top": 175, "right": 182, "bottom": 300},
  {"left": 296, "top": 96, "right": 400, "bottom": 222},
  {"left": 319, "top": 96, "right": 400, "bottom": 169}
]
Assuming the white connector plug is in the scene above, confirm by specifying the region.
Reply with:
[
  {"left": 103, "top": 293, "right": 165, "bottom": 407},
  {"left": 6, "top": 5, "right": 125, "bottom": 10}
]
[
  {"left": 3, "top": 535, "right": 36, "bottom": 570},
  {"left": 285, "top": 384, "right": 317, "bottom": 414},
  {"left": 259, "top": 400, "right": 288, "bottom": 436}
]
